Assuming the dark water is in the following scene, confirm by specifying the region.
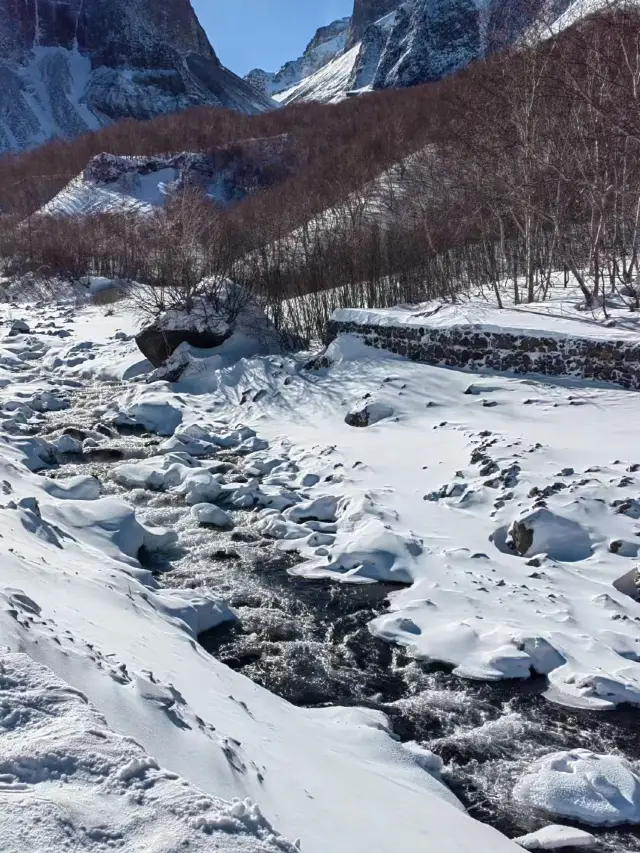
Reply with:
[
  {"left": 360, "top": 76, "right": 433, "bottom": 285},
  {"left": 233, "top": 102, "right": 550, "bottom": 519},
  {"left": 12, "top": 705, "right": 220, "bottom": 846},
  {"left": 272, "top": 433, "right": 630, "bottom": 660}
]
[{"left": 37, "top": 402, "right": 640, "bottom": 852}]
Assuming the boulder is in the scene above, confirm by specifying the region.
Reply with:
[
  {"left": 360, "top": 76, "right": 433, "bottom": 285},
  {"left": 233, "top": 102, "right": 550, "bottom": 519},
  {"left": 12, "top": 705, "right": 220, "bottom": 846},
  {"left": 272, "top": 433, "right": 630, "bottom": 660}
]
[
  {"left": 345, "top": 401, "right": 394, "bottom": 427},
  {"left": 9, "top": 319, "right": 30, "bottom": 335},
  {"left": 135, "top": 323, "right": 231, "bottom": 368}
]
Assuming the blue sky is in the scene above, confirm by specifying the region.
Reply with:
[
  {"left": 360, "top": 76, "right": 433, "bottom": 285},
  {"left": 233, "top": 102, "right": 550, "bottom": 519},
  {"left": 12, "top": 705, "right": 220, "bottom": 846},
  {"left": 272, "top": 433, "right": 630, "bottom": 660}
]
[{"left": 192, "top": 0, "right": 353, "bottom": 77}]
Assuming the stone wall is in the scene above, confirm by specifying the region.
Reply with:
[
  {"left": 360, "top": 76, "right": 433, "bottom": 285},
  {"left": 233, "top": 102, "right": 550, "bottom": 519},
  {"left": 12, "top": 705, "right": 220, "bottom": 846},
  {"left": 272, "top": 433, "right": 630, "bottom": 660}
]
[{"left": 327, "top": 318, "right": 640, "bottom": 390}]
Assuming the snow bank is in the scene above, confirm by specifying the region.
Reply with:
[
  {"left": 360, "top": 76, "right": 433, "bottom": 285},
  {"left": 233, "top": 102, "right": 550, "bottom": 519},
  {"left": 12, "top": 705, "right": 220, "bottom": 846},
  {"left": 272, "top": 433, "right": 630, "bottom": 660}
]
[
  {"left": 514, "top": 825, "right": 596, "bottom": 850},
  {"left": 513, "top": 750, "right": 640, "bottom": 826},
  {"left": 0, "top": 652, "right": 295, "bottom": 853}
]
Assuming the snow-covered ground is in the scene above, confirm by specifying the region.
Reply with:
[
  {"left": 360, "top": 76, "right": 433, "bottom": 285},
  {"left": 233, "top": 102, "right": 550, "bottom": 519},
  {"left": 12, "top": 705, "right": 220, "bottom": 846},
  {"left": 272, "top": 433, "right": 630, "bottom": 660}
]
[
  {"left": 2, "top": 284, "right": 640, "bottom": 848},
  {"left": 0, "top": 294, "right": 519, "bottom": 853}
]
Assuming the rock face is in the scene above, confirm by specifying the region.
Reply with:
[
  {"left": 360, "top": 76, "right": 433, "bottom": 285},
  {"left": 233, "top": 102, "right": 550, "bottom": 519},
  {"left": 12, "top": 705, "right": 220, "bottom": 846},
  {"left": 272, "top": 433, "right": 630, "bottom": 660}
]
[
  {"left": 272, "top": 0, "right": 577, "bottom": 106},
  {"left": 374, "top": 0, "right": 481, "bottom": 89},
  {"left": 348, "top": 0, "right": 401, "bottom": 47},
  {"left": 0, "top": 0, "right": 274, "bottom": 152}
]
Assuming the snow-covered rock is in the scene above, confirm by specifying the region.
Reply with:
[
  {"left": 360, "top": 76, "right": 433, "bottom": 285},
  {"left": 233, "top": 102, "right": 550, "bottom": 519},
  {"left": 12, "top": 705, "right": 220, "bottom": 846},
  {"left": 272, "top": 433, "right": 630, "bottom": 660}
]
[
  {"left": 345, "top": 400, "right": 394, "bottom": 427},
  {"left": 514, "top": 825, "right": 596, "bottom": 850},
  {"left": 191, "top": 502, "right": 235, "bottom": 529},
  {"left": 513, "top": 750, "right": 640, "bottom": 826},
  {"left": 505, "top": 507, "right": 593, "bottom": 562}
]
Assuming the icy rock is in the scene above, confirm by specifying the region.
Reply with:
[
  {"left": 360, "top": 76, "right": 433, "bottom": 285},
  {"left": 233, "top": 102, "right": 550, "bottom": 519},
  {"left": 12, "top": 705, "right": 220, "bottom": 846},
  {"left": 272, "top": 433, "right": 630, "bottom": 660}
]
[
  {"left": 159, "top": 433, "right": 218, "bottom": 456},
  {"left": 151, "top": 588, "right": 236, "bottom": 635},
  {"left": 48, "top": 434, "right": 84, "bottom": 455},
  {"left": 190, "top": 503, "right": 234, "bottom": 529},
  {"left": 514, "top": 825, "right": 596, "bottom": 850},
  {"left": 255, "top": 514, "right": 311, "bottom": 540},
  {"left": 345, "top": 401, "right": 394, "bottom": 427},
  {"left": 513, "top": 749, "right": 640, "bottom": 826},
  {"left": 506, "top": 508, "right": 592, "bottom": 562},
  {"left": 113, "top": 461, "right": 169, "bottom": 491}
]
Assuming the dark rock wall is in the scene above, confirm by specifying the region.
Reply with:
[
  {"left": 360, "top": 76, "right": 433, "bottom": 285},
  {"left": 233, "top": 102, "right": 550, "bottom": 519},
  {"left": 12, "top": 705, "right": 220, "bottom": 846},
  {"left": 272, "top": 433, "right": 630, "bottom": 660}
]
[
  {"left": 348, "top": 0, "right": 400, "bottom": 47},
  {"left": 328, "top": 319, "right": 640, "bottom": 389}
]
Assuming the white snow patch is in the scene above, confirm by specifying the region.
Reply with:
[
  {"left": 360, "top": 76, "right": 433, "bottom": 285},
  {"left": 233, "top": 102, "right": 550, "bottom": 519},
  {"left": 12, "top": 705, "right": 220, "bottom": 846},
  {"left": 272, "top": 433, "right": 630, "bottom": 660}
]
[{"left": 514, "top": 750, "right": 640, "bottom": 826}]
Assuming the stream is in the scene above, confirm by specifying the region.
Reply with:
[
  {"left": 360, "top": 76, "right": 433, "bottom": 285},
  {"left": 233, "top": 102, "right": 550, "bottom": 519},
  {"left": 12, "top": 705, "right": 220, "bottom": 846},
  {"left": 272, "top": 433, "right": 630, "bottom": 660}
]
[{"left": 35, "top": 382, "right": 640, "bottom": 853}]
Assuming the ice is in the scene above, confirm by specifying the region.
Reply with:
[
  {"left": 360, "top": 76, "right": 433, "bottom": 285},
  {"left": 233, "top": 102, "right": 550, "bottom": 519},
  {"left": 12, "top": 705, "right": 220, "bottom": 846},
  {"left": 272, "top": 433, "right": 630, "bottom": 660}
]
[
  {"left": 513, "top": 750, "right": 640, "bottom": 826},
  {"left": 514, "top": 825, "right": 596, "bottom": 850}
]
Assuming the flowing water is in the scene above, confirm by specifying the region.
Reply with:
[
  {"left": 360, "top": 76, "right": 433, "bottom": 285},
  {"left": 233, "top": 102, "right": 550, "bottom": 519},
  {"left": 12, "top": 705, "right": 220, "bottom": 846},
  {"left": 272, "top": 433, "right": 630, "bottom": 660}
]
[{"left": 36, "top": 387, "right": 640, "bottom": 853}]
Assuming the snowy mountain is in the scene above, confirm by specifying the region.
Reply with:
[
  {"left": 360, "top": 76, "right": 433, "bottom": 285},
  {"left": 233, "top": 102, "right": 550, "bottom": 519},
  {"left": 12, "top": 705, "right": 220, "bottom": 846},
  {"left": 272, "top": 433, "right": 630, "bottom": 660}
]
[
  {"left": 265, "top": 0, "right": 579, "bottom": 106},
  {"left": 245, "top": 16, "right": 351, "bottom": 97},
  {"left": 0, "top": 0, "right": 274, "bottom": 153}
]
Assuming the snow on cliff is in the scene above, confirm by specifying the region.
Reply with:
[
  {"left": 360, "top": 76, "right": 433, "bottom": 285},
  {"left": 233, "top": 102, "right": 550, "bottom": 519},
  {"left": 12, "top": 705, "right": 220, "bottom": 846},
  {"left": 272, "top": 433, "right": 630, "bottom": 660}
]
[{"left": 0, "top": 0, "right": 274, "bottom": 153}]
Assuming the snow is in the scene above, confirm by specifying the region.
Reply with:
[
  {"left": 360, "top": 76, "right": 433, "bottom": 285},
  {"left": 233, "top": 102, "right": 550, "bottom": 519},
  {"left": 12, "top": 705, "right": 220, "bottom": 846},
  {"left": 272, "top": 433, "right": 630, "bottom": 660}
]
[
  {"left": 274, "top": 46, "right": 362, "bottom": 106},
  {"left": 7, "top": 280, "right": 640, "bottom": 849},
  {"left": 513, "top": 750, "right": 640, "bottom": 826},
  {"left": 0, "top": 297, "right": 521, "bottom": 853},
  {"left": 514, "top": 825, "right": 596, "bottom": 850},
  {"left": 333, "top": 285, "right": 640, "bottom": 341},
  {"left": 41, "top": 167, "right": 179, "bottom": 217},
  {"left": 119, "top": 306, "right": 640, "bottom": 712},
  {"left": 0, "top": 652, "right": 296, "bottom": 853}
]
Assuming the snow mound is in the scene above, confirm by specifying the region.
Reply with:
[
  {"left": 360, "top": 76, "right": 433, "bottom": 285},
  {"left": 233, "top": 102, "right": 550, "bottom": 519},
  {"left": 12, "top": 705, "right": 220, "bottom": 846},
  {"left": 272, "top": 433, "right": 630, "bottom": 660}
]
[
  {"left": 0, "top": 652, "right": 296, "bottom": 853},
  {"left": 514, "top": 825, "right": 596, "bottom": 850},
  {"left": 503, "top": 507, "right": 593, "bottom": 562},
  {"left": 110, "top": 394, "right": 183, "bottom": 435},
  {"left": 513, "top": 749, "right": 640, "bottom": 826}
]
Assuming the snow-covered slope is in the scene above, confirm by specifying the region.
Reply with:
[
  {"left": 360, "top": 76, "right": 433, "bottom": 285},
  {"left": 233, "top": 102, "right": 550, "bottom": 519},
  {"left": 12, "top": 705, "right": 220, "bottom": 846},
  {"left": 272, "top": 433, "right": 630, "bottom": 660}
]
[
  {"left": 0, "top": 0, "right": 274, "bottom": 153},
  {"left": 274, "top": 46, "right": 363, "bottom": 106},
  {"left": 0, "top": 653, "right": 297, "bottom": 853},
  {"left": 40, "top": 143, "right": 290, "bottom": 217}
]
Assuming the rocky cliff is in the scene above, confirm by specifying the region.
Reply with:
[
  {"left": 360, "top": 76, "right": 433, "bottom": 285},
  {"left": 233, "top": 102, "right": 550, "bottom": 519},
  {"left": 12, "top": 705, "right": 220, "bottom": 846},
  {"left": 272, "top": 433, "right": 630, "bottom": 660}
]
[
  {"left": 0, "top": 0, "right": 274, "bottom": 152},
  {"left": 348, "top": 0, "right": 401, "bottom": 47},
  {"left": 266, "top": 0, "right": 577, "bottom": 106}
]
